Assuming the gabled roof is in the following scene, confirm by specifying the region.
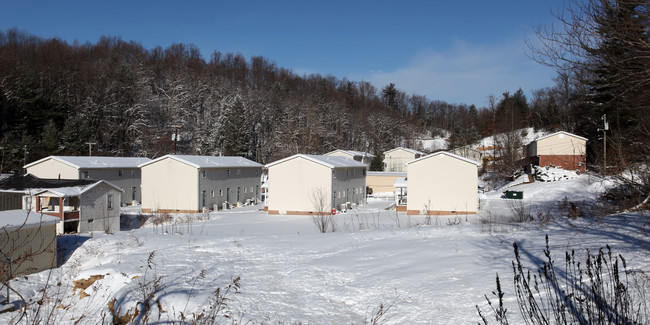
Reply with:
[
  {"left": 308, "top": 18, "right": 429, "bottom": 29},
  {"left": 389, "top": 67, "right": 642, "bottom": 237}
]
[
  {"left": 367, "top": 171, "right": 407, "bottom": 177},
  {"left": 534, "top": 131, "right": 588, "bottom": 142},
  {"left": 0, "top": 210, "right": 59, "bottom": 231},
  {"left": 394, "top": 177, "right": 408, "bottom": 188},
  {"left": 0, "top": 174, "right": 95, "bottom": 190},
  {"left": 324, "top": 149, "right": 376, "bottom": 158},
  {"left": 24, "top": 156, "right": 151, "bottom": 169},
  {"left": 265, "top": 154, "right": 368, "bottom": 169},
  {"left": 406, "top": 151, "right": 481, "bottom": 166},
  {"left": 139, "top": 155, "right": 263, "bottom": 169},
  {"left": 33, "top": 180, "right": 124, "bottom": 197},
  {"left": 383, "top": 147, "right": 425, "bottom": 156}
]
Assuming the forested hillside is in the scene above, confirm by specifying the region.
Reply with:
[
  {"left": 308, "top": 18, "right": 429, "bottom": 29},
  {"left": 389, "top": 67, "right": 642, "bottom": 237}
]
[
  {"left": 0, "top": 28, "right": 583, "bottom": 173},
  {"left": 0, "top": 0, "right": 648, "bottom": 183},
  {"left": 0, "top": 29, "right": 454, "bottom": 172}
]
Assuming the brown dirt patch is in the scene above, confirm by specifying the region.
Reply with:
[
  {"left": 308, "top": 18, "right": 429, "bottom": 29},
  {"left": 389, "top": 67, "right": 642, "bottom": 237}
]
[{"left": 73, "top": 274, "right": 106, "bottom": 299}]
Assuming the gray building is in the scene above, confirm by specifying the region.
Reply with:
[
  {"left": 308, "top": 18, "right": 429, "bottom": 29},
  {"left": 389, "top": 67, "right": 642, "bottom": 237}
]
[
  {"left": 24, "top": 156, "right": 151, "bottom": 205},
  {"left": 0, "top": 174, "right": 123, "bottom": 233},
  {"left": 139, "top": 155, "right": 263, "bottom": 213}
]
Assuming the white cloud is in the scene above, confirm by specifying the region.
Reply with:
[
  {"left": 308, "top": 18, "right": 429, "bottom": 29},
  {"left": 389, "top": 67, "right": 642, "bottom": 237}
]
[{"left": 363, "top": 40, "right": 557, "bottom": 107}]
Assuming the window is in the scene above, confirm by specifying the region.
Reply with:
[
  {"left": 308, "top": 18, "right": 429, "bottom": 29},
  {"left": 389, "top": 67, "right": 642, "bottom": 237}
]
[
  {"left": 107, "top": 194, "right": 113, "bottom": 209},
  {"left": 256, "top": 169, "right": 259, "bottom": 176},
  {"left": 131, "top": 187, "right": 137, "bottom": 201},
  {"left": 226, "top": 169, "right": 230, "bottom": 177},
  {"left": 237, "top": 169, "right": 241, "bottom": 176},
  {"left": 202, "top": 170, "right": 207, "bottom": 178},
  {"left": 211, "top": 190, "right": 215, "bottom": 197},
  {"left": 219, "top": 189, "right": 223, "bottom": 196},
  {"left": 202, "top": 190, "right": 206, "bottom": 207},
  {"left": 250, "top": 186, "right": 254, "bottom": 193},
  {"left": 118, "top": 170, "right": 123, "bottom": 177},
  {"left": 338, "top": 192, "right": 341, "bottom": 199},
  {"left": 131, "top": 170, "right": 135, "bottom": 176},
  {"left": 244, "top": 187, "right": 247, "bottom": 194},
  {"left": 83, "top": 171, "right": 89, "bottom": 179},
  {"left": 363, "top": 169, "right": 366, "bottom": 176}
]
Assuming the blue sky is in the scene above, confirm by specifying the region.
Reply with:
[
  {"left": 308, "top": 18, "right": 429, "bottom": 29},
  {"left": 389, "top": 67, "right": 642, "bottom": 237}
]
[{"left": 1, "top": 1, "right": 565, "bottom": 107}]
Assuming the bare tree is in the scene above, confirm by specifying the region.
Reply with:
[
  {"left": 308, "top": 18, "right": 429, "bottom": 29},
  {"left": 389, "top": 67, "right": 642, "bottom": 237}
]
[{"left": 310, "top": 188, "right": 336, "bottom": 233}]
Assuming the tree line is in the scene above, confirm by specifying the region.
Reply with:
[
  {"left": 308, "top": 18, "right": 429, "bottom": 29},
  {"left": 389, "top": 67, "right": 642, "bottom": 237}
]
[{"left": 0, "top": 0, "right": 648, "bottom": 183}]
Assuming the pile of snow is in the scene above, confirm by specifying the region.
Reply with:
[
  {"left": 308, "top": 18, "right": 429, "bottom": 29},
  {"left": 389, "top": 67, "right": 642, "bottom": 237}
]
[{"left": 534, "top": 166, "right": 580, "bottom": 182}]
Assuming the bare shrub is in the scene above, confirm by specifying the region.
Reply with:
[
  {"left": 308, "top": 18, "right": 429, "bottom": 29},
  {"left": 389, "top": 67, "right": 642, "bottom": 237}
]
[
  {"left": 150, "top": 213, "right": 173, "bottom": 234},
  {"left": 366, "top": 300, "right": 397, "bottom": 325},
  {"left": 478, "top": 235, "right": 649, "bottom": 324},
  {"left": 446, "top": 216, "right": 462, "bottom": 226},
  {"left": 343, "top": 211, "right": 383, "bottom": 232},
  {"left": 182, "top": 276, "right": 242, "bottom": 324},
  {"left": 311, "top": 188, "right": 336, "bottom": 233},
  {"left": 109, "top": 251, "right": 167, "bottom": 324},
  {"left": 505, "top": 199, "right": 532, "bottom": 223}
]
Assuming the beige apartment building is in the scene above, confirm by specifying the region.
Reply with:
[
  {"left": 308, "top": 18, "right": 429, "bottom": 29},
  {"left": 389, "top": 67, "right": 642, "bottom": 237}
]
[
  {"left": 265, "top": 154, "right": 367, "bottom": 215},
  {"left": 383, "top": 147, "right": 425, "bottom": 172},
  {"left": 406, "top": 151, "right": 480, "bottom": 215},
  {"left": 139, "top": 155, "right": 262, "bottom": 213}
]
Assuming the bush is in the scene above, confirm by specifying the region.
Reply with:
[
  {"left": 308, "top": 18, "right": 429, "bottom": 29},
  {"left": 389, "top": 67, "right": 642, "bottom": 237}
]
[{"left": 478, "top": 235, "right": 649, "bottom": 324}]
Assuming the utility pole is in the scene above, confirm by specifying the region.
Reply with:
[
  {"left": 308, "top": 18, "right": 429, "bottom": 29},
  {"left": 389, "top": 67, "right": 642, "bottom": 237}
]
[
  {"left": 0, "top": 146, "right": 4, "bottom": 173},
  {"left": 601, "top": 114, "right": 608, "bottom": 175},
  {"left": 85, "top": 142, "right": 96, "bottom": 157},
  {"left": 170, "top": 125, "right": 181, "bottom": 154},
  {"left": 22, "top": 145, "right": 28, "bottom": 173}
]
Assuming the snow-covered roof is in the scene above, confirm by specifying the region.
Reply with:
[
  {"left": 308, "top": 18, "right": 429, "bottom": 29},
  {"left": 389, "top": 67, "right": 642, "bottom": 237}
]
[
  {"left": 383, "top": 147, "right": 425, "bottom": 156},
  {"left": 367, "top": 171, "right": 407, "bottom": 177},
  {"left": 139, "top": 155, "right": 263, "bottom": 169},
  {"left": 533, "top": 131, "right": 588, "bottom": 142},
  {"left": 324, "top": 149, "right": 375, "bottom": 158},
  {"left": 0, "top": 173, "right": 13, "bottom": 182},
  {"left": 0, "top": 210, "right": 59, "bottom": 231},
  {"left": 265, "top": 154, "right": 368, "bottom": 169},
  {"left": 394, "top": 177, "right": 408, "bottom": 188},
  {"left": 406, "top": 151, "right": 481, "bottom": 166},
  {"left": 24, "top": 156, "right": 151, "bottom": 169},
  {"left": 17, "top": 180, "right": 124, "bottom": 197}
]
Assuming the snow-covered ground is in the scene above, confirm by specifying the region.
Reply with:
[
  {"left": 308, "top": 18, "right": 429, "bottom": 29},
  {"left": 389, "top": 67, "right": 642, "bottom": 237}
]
[
  {"left": 416, "top": 137, "right": 448, "bottom": 152},
  {"left": 3, "top": 173, "right": 649, "bottom": 324}
]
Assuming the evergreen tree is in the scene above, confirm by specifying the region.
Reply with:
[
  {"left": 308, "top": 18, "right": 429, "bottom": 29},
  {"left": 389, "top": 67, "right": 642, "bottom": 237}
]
[
  {"left": 369, "top": 155, "right": 384, "bottom": 171},
  {"left": 217, "top": 95, "right": 250, "bottom": 156},
  {"left": 382, "top": 83, "right": 398, "bottom": 110}
]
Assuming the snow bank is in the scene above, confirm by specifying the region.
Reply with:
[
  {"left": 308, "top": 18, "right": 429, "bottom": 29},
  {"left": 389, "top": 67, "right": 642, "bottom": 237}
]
[{"left": 534, "top": 165, "right": 580, "bottom": 182}]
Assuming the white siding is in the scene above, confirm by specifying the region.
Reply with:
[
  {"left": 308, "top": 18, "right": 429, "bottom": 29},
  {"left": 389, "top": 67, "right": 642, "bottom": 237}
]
[{"left": 407, "top": 153, "right": 478, "bottom": 214}]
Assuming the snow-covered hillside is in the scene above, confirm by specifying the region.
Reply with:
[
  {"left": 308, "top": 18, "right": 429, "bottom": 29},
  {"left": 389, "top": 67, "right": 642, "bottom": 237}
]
[
  {"left": 3, "top": 173, "right": 648, "bottom": 324},
  {"left": 414, "top": 127, "right": 551, "bottom": 154}
]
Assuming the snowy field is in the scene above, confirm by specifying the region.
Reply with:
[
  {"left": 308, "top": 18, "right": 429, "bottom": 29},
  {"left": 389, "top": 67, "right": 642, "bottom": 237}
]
[{"left": 3, "top": 172, "right": 649, "bottom": 324}]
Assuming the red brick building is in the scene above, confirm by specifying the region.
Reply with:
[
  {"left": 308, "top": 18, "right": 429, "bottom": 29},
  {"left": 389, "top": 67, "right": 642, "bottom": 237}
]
[{"left": 526, "top": 131, "right": 587, "bottom": 172}]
